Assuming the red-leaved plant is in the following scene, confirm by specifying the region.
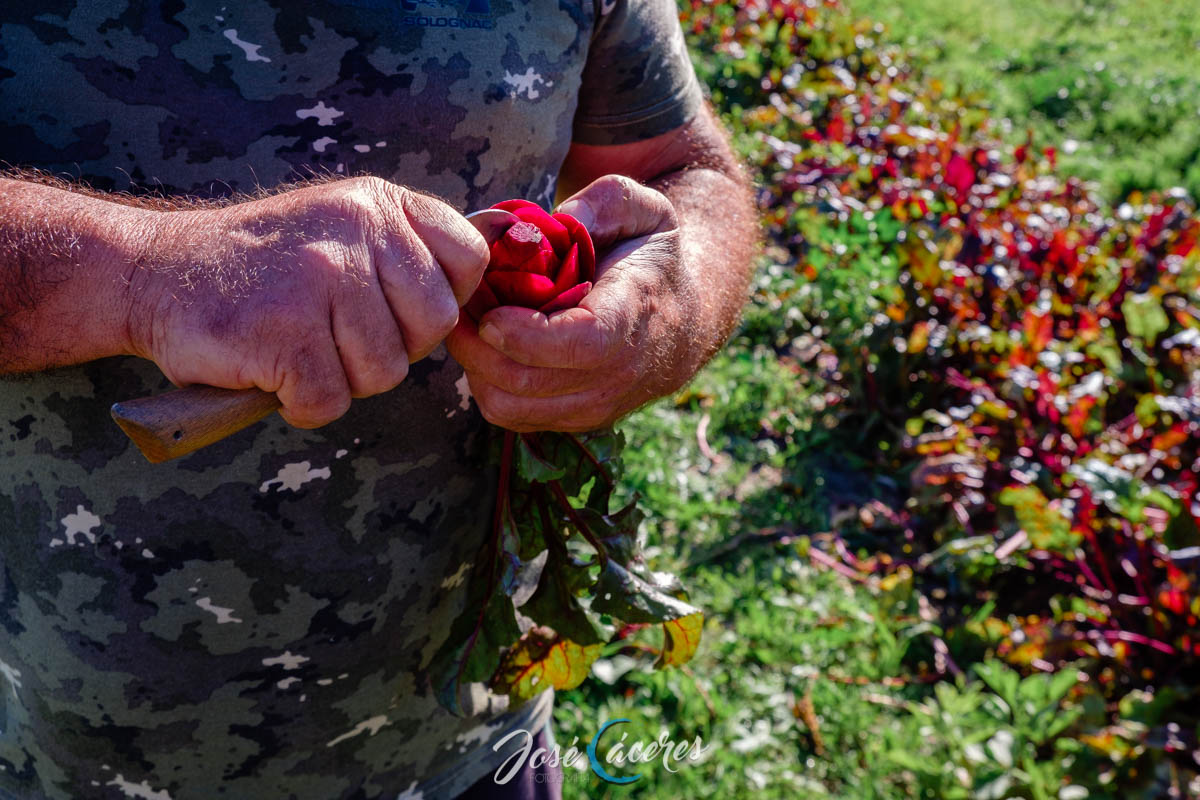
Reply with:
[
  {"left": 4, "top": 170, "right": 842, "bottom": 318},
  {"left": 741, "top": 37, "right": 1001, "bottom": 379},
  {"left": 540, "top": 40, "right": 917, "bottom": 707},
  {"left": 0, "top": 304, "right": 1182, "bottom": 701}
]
[{"left": 682, "top": 0, "right": 1199, "bottom": 790}]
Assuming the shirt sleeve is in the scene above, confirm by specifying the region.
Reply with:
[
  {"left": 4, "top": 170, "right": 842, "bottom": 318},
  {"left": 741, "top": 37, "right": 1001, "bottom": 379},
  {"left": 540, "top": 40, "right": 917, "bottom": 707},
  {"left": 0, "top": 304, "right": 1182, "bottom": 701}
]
[{"left": 572, "top": 0, "right": 704, "bottom": 146}]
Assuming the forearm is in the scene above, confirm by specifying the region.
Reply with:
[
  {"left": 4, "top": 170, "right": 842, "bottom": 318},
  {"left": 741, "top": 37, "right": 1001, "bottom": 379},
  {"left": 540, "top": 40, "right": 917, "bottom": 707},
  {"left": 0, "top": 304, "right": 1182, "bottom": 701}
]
[
  {"left": 0, "top": 177, "right": 151, "bottom": 374},
  {"left": 648, "top": 156, "right": 757, "bottom": 380}
]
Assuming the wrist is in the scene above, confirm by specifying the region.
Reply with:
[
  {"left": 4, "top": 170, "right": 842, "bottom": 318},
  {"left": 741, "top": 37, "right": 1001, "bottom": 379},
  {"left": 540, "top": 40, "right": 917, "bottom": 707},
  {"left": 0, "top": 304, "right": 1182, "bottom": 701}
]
[
  {"left": 0, "top": 179, "right": 167, "bottom": 371},
  {"left": 85, "top": 200, "right": 168, "bottom": 362},
  {"left": 117, "top": 206, "right": 189, "bottom": 362}
]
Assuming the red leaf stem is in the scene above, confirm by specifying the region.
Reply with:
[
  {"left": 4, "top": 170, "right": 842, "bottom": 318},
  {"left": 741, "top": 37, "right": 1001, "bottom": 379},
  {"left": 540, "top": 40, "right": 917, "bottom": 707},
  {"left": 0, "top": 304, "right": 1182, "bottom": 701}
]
[
  {"left": 546, "top": 478, "right": 609, "bottom": 568},
  {"left": 563, "top": 432, "right": 615, "bottom": 488}
]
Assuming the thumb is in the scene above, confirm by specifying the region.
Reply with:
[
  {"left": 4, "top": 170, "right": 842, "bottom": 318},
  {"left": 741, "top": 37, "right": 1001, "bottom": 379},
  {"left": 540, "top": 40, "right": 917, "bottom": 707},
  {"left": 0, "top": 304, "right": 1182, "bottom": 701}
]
[
  {"left": 556, "top": 174, "right": 677, "bottom": 249},
  {"left": 399, "top": 189, "right": 490, "bottom": 305}
]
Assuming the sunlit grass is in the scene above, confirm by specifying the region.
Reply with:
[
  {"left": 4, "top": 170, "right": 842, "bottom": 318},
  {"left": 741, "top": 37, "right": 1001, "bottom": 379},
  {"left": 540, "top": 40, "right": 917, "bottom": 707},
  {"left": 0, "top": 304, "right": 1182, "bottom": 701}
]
[{"left": 848, "top": 0, "right": 1200, "bottom": 200}]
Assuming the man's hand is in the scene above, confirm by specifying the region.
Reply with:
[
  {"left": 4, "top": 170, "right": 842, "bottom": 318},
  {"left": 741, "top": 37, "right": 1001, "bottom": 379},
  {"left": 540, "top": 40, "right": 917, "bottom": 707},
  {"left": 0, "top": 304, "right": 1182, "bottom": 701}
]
[
  {"left": 127, "top": 177, "right": 488, "bottom": 428},
  {"left": 447, "top": 105, "right": 757, "bottom": 433},
  {"left": 447, "top": 176, "right": 701, "bottom": 432},
  {"left": 0, "top": 174, "right": 488, "bottom": 428}
]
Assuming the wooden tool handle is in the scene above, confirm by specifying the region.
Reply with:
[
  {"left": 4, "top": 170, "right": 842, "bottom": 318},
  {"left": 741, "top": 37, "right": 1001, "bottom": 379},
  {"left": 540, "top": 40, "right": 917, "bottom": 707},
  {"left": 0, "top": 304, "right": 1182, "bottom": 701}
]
[{"left": 111, "top": 386, "right": 282, "bottom": 463}]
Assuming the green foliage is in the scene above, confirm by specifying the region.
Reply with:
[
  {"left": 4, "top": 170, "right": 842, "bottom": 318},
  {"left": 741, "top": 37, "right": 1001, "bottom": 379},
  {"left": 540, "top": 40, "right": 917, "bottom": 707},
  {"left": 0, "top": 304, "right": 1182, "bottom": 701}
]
[{"left": 430, "top": 430, "right": 701, "bottom": 714}]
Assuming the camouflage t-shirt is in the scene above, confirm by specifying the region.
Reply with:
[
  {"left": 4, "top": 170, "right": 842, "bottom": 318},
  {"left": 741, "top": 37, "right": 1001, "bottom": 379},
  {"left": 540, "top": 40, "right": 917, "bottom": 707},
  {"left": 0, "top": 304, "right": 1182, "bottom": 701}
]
[{"left": 0, "top": 2, "right": 701, "bottom": 799}]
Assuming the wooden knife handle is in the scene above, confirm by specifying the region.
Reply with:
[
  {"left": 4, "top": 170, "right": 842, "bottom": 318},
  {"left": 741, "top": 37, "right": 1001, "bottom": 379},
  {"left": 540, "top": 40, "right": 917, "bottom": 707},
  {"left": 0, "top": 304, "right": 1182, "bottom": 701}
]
[{"left": 111, "top": 386, "right": 282, "bottom": 463}]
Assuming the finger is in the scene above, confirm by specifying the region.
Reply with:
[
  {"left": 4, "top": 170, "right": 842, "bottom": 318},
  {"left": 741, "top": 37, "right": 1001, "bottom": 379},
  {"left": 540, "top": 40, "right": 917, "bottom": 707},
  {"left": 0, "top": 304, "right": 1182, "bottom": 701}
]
[
  {"left": 555, "top": 174, "right": 677, "bottom": 249},
  {"left": 474, "top": 281, "right": 641, "bottom": 370},
  {"left": 446, "top": 317, "right": 598, "bottom": 398},
  {"left": 331, "top": 273, "right": 410, "bottom": 398},
  {"left": 467, "top": 375, "right": 623, "bottom": 433},
  {"left": 400, "top": 190, "right": 490, "bottom": 304},
  {"left": 273, "top": 335, "right": 354, "bottom": 429},
  {"left": 373, "top": 235, "right": 462, "bottom": 362}
]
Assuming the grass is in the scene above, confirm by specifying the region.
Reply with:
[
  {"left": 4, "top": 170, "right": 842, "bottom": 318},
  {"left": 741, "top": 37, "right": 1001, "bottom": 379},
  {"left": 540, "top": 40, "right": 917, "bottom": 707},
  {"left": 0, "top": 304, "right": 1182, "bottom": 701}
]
[
  {"left": 553, "top": 280, "right": 1092, "bottom": 798},
  {"left": 847, "top": 0, "right": 1200, "bottom": 201}
]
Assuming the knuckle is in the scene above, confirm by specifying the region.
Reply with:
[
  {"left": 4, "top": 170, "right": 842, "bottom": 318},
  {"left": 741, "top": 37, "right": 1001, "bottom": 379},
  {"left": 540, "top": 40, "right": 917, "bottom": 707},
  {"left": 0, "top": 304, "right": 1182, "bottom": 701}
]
[
  {"left": 290, "top": 383, "right": 350, "bottom": 427},
  {"left": 359, "top": 175, "right": 391, "bottom": 194},
  {"left": 397, "top": 186, "right": 439, "bottom": 230},
  {"left": 405, "top": 294, "right": 458, "bottom": 358},
  {"left": 283, "top": 343, "right": 346, "bottom": 409},
  {"left": 357, "top": 359, "right": 409, "bottom": 397},
  {"left": 400, "top": 186, "right": 453, "bottom": 220},
  {"left": 305, "top": 376, "right": 351, "bottom": 417},
  {"left": 284, "top": 343, "right": 329, "bottom": 384},
  {"left": 597, "top": 173, "right": 637, "bottom": 196},
  {"left": 326, "top": 177, "right": 405, "bottom": 242},
  {"left": 429, "top": 290, "right": 461, "bottom": 334},
  {"left": 372, "top": 182, "right": 413, "bottom": 238},
  {"left": 308, "top": 241, "right": 366, "bottom": 287},
  {"left": 349, "top": 175, "right": 393, "bottom": 205},
  {"left": 330, "top": 177, "right": 379, "bottom": 213}
]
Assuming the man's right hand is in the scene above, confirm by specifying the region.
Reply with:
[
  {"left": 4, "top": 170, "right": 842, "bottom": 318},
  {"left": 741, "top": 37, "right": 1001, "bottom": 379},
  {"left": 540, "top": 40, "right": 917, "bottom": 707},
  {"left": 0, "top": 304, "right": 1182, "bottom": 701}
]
[{"left": 123, "top": 177, "right": 489, "bottom": 428}]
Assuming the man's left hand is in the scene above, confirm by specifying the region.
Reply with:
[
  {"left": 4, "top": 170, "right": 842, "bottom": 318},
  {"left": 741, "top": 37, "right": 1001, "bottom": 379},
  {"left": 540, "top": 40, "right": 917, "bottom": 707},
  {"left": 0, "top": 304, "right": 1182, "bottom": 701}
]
[{"left": 446, "top": 175, "right": 701, "bottom": 432}]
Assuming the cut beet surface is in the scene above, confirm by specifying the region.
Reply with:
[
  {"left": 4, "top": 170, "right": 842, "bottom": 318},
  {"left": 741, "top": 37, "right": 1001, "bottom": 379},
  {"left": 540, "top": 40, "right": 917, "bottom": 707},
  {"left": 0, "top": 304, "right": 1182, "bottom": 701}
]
[
  {"left": 539, "top": 281, "right": 592, "bottom": 314},
  {"left": 487, "top": 270, "right": 559, "bottom": 308}
]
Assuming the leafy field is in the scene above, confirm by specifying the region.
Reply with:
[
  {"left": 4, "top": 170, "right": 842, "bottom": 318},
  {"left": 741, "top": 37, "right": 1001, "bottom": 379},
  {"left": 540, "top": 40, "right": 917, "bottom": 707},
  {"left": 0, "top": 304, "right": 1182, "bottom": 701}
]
[
  {"left": 851, "top": 0, "right": 1200, "bottom": 202},
  {"left": 552, "top": 2, "right": 1200, "bottom": 799}
]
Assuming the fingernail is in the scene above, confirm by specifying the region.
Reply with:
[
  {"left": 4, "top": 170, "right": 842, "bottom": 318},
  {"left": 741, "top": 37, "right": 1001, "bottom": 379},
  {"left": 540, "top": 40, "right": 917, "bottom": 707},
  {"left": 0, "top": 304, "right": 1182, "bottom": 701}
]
[
  {"left": 557, "top": 199, "right": 595, "bottom": 229},
  {"left": 479, "top": 323, "right": 504, "bottom": 350}
]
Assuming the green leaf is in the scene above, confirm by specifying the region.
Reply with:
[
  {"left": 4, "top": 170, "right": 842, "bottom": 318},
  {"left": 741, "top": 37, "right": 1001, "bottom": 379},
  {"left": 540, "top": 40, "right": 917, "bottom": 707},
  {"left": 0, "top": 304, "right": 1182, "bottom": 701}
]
[
  {"left": 516, "top": 437, "right": 566, "bottom": 482},
  {"left": 516, "top": 524, "right": 547, "bottom": 563},
  {"left": 998, "top": 486, "right": 1080, "bottom": 551},
  {"left": 975, "top": 660, "right": 1021, "bottom": 713},
  {"left": 577, "top": 429, "right": 623, "bottom": 465},
  {"left": 428, "top": 586, "right": 521, "bottom": 716},
  {"left": 429, "top": 427, "right": 702, "bottom": 714},
  {"left": 1069, "top": 457, "right": 1175, "bottom": 523},
  {"left": 1121, "top": 291, "right": 1169, "bottom": 346},
  {"left": 1044, "top": 706, "right": 1082, "bottom": 741},
  {"left": 1046, "top": 667, "right": 1079, "bottom": 707},
  {"left": 521, "top": 549, "right": 603, "bottom": 647},
  {"left": 497, "top": 513, "right": 522, "bottom": 596},
  {"left": 535, "top": 431, "right": 623, "bottom": 507},
  {"left": 591, "top": 560, "right": 701, "bottom": 625},
  {"left": 885, "top": 748, "right": 931, "bottom": 773},
  {"left": 589, "top": 504, "right": 646, "bottom": 563},
  {"left": 1163, "top": 505, "right": 1200, "bottom": 549},
  {"left": 1085, "top": 339, "right": 1123, "bottom": 373}
]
